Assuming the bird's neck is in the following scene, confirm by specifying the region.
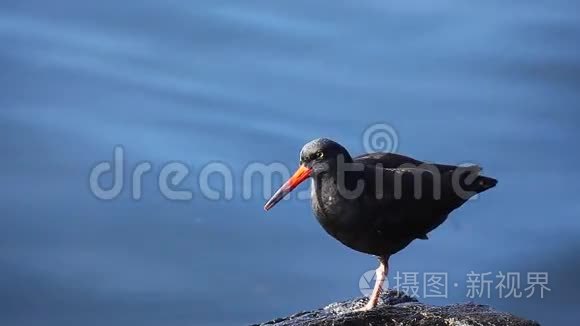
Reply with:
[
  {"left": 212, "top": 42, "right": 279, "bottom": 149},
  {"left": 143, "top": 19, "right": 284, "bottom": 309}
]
[
  {"left": 312, "top": 169, "right": 363, "bottom": 199},
  {"left": 310, "top": 169, "right": 363, "bottom": 227}
]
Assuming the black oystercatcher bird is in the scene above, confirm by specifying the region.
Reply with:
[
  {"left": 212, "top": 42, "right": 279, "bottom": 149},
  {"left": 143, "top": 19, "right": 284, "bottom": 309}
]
[{"left": 264, "top": 138, "right": 497, "bottom": 311}]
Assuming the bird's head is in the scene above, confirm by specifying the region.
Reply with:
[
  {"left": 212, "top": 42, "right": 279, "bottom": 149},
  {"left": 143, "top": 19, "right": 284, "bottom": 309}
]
[
  {"left": 264, "top": 138, "right": 351, "bottom": 211},
  {"left": 299, "top": 138, "right": 352, "bottom": 174}
]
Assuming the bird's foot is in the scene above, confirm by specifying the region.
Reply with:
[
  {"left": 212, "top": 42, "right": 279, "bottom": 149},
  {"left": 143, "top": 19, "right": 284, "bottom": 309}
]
[
  {"left": 353, "top": 256, "right": 388, "bottom": 313},
  {"left": 353, "top": 301, "right": 377, "bottom": 312}
]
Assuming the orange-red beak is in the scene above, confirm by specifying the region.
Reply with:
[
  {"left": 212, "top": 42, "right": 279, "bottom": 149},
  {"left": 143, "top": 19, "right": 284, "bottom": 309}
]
[{"left": 264, "top": 165, "right": 312, "bottom": 211}]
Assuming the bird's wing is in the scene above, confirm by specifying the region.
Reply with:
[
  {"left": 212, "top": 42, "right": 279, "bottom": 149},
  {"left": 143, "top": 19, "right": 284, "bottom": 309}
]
[
  {"left": 359, "top": 165, "right": 480, "bottom": 240},
  {"left": 353, "top": 152, "right": 458, "bottom": 174}
]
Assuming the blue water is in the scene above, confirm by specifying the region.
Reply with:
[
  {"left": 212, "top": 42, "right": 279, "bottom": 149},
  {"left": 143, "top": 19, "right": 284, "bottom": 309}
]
[{"left": 1, "top": 1, "right": 579, "bottom": 325}]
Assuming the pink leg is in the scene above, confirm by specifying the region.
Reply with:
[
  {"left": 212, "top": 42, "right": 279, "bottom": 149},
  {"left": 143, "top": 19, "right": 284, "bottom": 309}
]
[{"left": 357, "top": 256, "right": 389, "bottom": 312}]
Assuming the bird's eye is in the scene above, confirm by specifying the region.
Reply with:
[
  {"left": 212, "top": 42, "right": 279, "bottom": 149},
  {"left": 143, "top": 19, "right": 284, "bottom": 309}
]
[{"left": 316, "top": 151, "right": 324, "bottom": 159}]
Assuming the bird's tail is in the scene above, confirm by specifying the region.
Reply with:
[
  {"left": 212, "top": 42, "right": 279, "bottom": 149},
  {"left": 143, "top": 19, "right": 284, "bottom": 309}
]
[
  {"left": 474, "top": 175, "right": 498, "bottom": 192},
  {"left": 454, "top": 165, "right": 498, "bottom": 195}
]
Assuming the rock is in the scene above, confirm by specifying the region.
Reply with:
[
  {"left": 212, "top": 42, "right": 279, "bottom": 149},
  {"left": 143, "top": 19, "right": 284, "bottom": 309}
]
[{"left": 253, "top": 290, "right": 539, "bottom": 326}]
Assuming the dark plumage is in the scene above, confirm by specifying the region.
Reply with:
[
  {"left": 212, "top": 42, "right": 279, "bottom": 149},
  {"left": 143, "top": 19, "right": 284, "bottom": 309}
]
[{"left": 264, "top": 138, "right": 497, "bottom": 311}]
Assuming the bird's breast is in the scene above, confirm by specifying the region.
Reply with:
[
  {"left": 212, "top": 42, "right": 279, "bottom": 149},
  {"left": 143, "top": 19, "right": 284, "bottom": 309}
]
[
  {"left": 310, "top": 179, "right": 361, "bottom": 237},
  {"left": 309, "top": 176, "right": 402, "bottom": 256},
  {"left": 310, "top": 179, "right": 344, "bottom": 218}
]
